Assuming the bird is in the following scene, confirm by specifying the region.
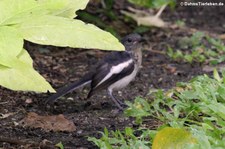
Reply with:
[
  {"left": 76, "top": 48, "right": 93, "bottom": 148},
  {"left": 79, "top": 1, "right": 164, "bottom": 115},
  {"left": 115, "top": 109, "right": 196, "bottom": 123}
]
[{"left": 45, "top": 33, "right": 142, "bottom": 110}]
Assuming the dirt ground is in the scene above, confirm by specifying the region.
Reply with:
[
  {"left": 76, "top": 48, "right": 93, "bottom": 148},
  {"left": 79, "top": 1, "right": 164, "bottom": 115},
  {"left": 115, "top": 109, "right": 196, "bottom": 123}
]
[{"left": 0, "top": 0, "right": 225, "bottom": 148}]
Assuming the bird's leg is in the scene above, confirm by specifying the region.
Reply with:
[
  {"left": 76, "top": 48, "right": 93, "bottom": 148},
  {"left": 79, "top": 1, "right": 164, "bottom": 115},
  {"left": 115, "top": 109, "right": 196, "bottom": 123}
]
[
  {"left": 115, "top": 98, "right": 126, "bottom": 106},
  {"left": 107, "top": 90, "right": 123, "bottom": 110},
  {"left": 113, "top": 95, "right": 127, "bottom": 107}
]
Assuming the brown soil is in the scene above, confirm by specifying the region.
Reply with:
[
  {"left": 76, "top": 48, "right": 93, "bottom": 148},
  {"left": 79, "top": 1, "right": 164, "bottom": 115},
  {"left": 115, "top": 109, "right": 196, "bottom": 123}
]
[{"left": 0, "top": 0, "right": 224, "bottom": 148}]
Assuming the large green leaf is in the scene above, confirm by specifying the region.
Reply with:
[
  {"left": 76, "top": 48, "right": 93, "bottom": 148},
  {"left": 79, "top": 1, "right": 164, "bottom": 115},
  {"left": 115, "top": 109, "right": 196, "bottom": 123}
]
[
  {"left": 17, "top": 49, "right": 33, "bottom": 67},
  {"left": 0, "top": 0, "right": 44, "bottom": 25},
  {"left": 40, "top": 0, "right": 89, "bottom": 18},
  {"left": 0, "top": 22, "right": 55, "bottom": 92},
  {"left": 0, "top": 0, "right": 74, "bottom": 25},
  {"left": 0, "top": 49, "right": 55, "bottom": 92},
  {"left": 37, "top": 0, "right": 89, "bottom": 18},
  {"left": 0, "top": 0, "right": 123, "bottom": 93},
  {"left": 152, "top": 127, "right": 197, "bottom": 149},
  {"left": 0, "top": 26, "right": 23, "bottom": 67},
  {"left": 17, "top": 15, "right": 124, "bottom": 51},
  {"left": 56, "top": 0, "right": 89, "bottom": 18}
]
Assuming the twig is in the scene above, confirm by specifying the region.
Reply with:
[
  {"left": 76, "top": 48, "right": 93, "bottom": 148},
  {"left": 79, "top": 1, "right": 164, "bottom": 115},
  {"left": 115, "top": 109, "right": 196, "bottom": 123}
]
[
  {"left": 101, "top": 0, "right": 106, "bottom": 9},
  {"left": 145, "top": 49, "right": 166, "bottom": 55},
  {"left": 128, "top": 7, "right": 150, "bottom": 16},
  {"left": 0, "top": 137, "right": 34, "bottom": 145},
  {"left": 0, "top": 137, "right": 54, "bottom": 148},
  {"left": 155, "top": 4, "right": 167, "bottom": 18}
]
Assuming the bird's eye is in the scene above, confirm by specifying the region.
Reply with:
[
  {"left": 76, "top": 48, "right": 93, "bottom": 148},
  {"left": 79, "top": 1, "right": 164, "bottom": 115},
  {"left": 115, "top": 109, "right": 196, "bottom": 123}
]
[{"left": 127, "top": 38, "right": 132, "bottom": 43}]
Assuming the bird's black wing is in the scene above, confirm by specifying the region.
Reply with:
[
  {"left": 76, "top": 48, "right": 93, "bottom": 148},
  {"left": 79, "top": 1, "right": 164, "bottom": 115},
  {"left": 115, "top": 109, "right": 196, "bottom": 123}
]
[{"left": 87, "top": 51, "right": 135, "bottom": 97}]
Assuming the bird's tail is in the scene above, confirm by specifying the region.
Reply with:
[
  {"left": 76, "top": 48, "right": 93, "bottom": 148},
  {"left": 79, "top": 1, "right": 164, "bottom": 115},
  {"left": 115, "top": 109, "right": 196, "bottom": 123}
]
[{"left": 45, "top": 73, "right": 93, "bottom": 104}]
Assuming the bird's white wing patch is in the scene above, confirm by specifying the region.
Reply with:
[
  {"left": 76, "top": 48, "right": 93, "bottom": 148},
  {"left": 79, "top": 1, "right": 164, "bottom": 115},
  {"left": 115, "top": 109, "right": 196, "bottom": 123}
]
[{"left": 95, "top": 59, "right": 133, "bottom": 88}]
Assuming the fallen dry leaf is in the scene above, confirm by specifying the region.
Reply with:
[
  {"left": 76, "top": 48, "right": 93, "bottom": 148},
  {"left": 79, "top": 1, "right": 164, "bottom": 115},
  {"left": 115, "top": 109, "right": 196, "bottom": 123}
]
[
  {"left": 164, "top": 64, "right": 177, "bottom": 74},
  {"left": 121, "top": 10, "right": 166, "bottom": 28},
  {"left": 203, "top": 64, "right": 225, "bottom": 73},
  {"left": 121, "top": 5, "right": 168, "bottom": 28},
  {"left": 20, "top": 112, "right": 76, "bottom": 132},
  {"left": 0, "top": 112, "right": 14, "bottom": 119},
  {"left": 219, "top": 34, "right": 225, "bottom": 40}
]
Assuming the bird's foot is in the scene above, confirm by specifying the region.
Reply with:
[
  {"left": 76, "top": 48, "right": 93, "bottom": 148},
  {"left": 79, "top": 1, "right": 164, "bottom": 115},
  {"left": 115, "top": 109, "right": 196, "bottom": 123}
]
[{"left": 116, "top": 100, "right": 128, "bottom": 108}]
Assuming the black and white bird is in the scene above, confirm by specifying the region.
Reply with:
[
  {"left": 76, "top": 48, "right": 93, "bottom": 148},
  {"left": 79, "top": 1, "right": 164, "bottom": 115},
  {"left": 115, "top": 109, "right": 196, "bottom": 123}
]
[{"left": 45, "top": 33, "right": 142, "bottom": 110}]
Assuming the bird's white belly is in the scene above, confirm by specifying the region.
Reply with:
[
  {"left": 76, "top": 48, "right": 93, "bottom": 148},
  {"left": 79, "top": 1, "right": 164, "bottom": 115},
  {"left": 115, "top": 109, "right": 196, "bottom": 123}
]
[{"left": 108, "top": 66, "right": 138, "bottom": 91}]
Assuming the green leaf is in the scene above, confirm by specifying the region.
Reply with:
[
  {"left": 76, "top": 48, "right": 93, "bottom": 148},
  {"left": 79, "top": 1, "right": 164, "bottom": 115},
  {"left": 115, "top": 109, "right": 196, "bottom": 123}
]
[
  {"left": 0, "top": 0, "right": 32, "bottom": 24},
  {"left": 128, "top": 0, "right": 173, "bottom": 8},
  {"left": 47, "top": 0, "right": 89, "bottom": 18},
  {"left": 17, "top": 15, "right": 124, "bottom": 51},
  {"left": 0, "top": 26, "right": 23, "bottom": 67},
  {"left": 152, "top": 0, "right": 170, "bottom": 8},
  {"left": 0, "top": 0, "right": 47, "bottom": 25},
  {"left": 0, "top": 25, "right": 53, "bottom": 92},
  {"left": 152, "top": 127, "right": 197, "bottom": 149},
  {"left": 0, "top": 50, "right": 55, "bottom": 92},
  {"left": 124, "top": 97, "right": 151, "bottom": 124},
  {"left": 55, "top": 141, "right": 64, "bottom": 149},
  {"left": 207, "top": 103, "right": 225, "bottom": 120},
  {"left": 0, "top": 0, "right": 123, "bottom": 93},
  {"left": 213, "top": 69, "right": 221, "bottom": 82},
  {"left": 17, "top": 49, "right": 33, "bottom": 67},
  {"left": 190, "top": 32, "right": 204, "bottom": 47},
  {"left": 0, "top": 0, "right": 88, "bottom": 25},
  {"left": 190, "top": 128, "right": 211, "bottom": 149},
  {"left": 128, "top": 0, "right": 152, "bottom": 8},
  {"left": 37, "top": 0, "right": 89, "bottom": 19},
  {"left": 0, "top": 26, "right": 23, "bottom": 57}
]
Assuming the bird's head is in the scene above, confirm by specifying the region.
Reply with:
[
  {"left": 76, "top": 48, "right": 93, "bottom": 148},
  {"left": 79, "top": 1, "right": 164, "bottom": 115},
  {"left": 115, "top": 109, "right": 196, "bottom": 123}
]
[{"left": 121, "top": 33, "right": 142, "bottom": 51}]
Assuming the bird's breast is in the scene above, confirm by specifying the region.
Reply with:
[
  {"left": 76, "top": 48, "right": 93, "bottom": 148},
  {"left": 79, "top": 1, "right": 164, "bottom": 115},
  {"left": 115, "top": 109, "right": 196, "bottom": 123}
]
[{"left": 108, "top": 65, "right": 139, "bottom": 91}]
